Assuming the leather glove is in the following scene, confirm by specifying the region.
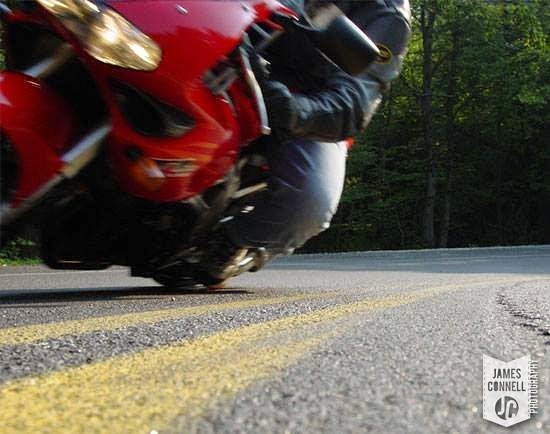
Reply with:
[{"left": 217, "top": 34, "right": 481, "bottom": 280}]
[
  {"left": 261, "top": 80, "right": 300, "bottom": 141},
  {"left": 260, "top": 73, "right": 376, "bottom": 143}
]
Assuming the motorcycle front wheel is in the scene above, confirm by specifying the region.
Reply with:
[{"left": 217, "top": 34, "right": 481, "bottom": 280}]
[{"left": 152, "top": 267, "right": 224, "bottom": 290}]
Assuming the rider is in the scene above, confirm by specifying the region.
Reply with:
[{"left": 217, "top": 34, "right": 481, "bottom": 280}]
[{"left": 205, "top": 0, "right": 412, "bottom": 280}]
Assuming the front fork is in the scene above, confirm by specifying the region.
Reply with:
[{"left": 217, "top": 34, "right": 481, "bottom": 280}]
[{"left": 0, "top": 70, "right": 110, "bottom": 227}]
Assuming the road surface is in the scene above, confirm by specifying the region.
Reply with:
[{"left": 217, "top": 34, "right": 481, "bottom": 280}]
[{"left": 0, "top": 246, "right": 549, "bottom": 433}]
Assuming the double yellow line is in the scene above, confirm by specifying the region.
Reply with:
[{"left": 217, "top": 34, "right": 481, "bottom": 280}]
[
  {"left": 0, "top": 276, "right": 535, "bottom": 347},
  {"left": 0, "top": 286, "right": 448, "bottom": 434},
  {"left": 0, "top": 277, "right": 539, "bottom": 433},
  {"left": 0, "top": 293, "right": 328, "bottom": 346}
]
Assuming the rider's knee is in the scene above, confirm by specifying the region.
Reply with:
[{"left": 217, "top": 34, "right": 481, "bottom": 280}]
[{"left": 288, "top": 173, "right": 341, "bottom": 244}]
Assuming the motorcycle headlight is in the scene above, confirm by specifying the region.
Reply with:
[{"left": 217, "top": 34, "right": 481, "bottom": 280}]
[{"left": 37, "top": 0, "right": 162, "bottom": 71}]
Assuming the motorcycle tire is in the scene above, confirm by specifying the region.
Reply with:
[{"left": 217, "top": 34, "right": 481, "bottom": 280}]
[{"left": 152, "top": 270, "right": 224, "bottom": 290}]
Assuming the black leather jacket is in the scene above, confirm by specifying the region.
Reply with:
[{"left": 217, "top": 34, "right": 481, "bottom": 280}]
[{"left": 267, "top": 0, "right": 411, "bottom": 141}]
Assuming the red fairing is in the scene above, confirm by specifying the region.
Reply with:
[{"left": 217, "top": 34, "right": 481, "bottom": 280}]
[
  {"left": 0, "top": 72, "right": 77, "bottom": 207},
  {"left": 1, "top": 1, "right": 296, "bottom": 206},
  {"left": 93, "top": 0, "right": 290, "bottom": 202},
  {"left": 108, "top": 0, "right": 258, "bottom": 84}
]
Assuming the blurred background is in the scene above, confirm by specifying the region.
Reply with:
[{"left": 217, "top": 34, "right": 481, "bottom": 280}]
[
  {"left": 1, "top": 0, "right": 549, "bottom": 261},
  {"left": 305, "top": 0, "right": 549, "bottom": 252}
]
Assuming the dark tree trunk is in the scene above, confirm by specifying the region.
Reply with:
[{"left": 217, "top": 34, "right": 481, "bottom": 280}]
[
  {"left": 439, "top": 168, "right": 452, "bottom": 248},
  {"left": 439, "top": 26, "right": 460, "bottom": 248},
  {"left": 424, "top": 157, "right": 437, "bottom": 247},
  {"left": 420, "top": 2, "right": 437, "bottom": 248}
]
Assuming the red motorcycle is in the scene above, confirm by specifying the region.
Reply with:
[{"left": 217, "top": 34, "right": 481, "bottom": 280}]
[{"left": 0, "top": 0, "right": 379, "bottom": 287}]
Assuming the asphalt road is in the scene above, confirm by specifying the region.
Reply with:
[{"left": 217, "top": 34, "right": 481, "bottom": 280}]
[{"left": 0, "top": 246, "right": 549, "bottom": 434}]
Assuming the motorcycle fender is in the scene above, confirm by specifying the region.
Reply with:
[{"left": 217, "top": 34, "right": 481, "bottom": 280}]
[{"left": 0, "top": 72, "right": 77, "bottom": 208}]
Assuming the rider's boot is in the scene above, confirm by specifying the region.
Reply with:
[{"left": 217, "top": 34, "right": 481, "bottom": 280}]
[
  {"left": 202, "top": 231, "right": 249, "bottom": 281},
  {"left": 202, "top": 230, "right": 272, "bottom": 282}
]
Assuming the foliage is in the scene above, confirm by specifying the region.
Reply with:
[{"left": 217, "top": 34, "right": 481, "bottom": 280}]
[
  {"left": 0, "top": 2, "right": 547, "bottom": 256},
  {"left": 0, "top": 237, "right": 40, "bottom": 264},
  {"left": 304, "top": 0, "right": 550, "bottom": 252}
]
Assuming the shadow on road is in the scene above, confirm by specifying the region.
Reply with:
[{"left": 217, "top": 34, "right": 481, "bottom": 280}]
[{"left": 0, "top": 286, "right": 252, "bottom": 306}]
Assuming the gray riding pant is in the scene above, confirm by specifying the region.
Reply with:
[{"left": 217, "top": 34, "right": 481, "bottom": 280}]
[{"left": 225, "top": 138, "right": 348, "bottom": 251}]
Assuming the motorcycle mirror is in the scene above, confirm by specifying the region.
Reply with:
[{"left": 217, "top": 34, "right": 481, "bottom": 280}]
[{"left": 310, "top": 14, "right": 381, "bottom": 76}]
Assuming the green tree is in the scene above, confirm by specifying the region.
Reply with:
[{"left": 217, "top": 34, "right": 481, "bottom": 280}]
[{"left": 305, "top": 0, "right": 550, "bottom": 252}]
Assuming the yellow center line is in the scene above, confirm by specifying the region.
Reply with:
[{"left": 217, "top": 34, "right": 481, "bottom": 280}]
[
  {"left": 0, "top": 284, "right": 481, "bottom": 434},
  {"left": 0, "top": 293, "right": 329, "bottom": 346},
  {"left": 0, "top": 276, "right": 538, "bottom": 347}
]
